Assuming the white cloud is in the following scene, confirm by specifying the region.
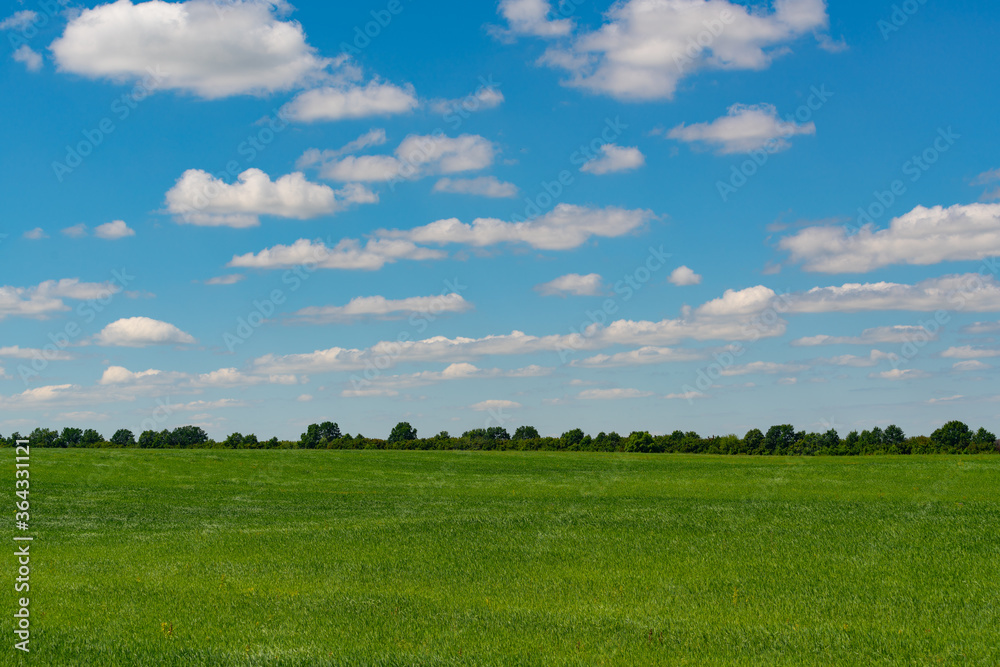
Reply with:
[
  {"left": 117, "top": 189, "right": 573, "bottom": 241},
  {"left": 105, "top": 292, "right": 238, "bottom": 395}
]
[
  {"left": 339, "top": 362, "right": 549, "bottom": 395},
  {"left": 164, "top": 168, "right": 373, "bottom": 227},
  {"left": 0, "top": 346, "right": 74, "bottom": 361},
  {"left": 62, "top": 223, "right": 88, "bottom": 238},
  {"left": 668, "top": 103, "right": 814, "bottom": 154},
  {"left": 94, "top": 220, "right": 135, "bottom": 239},
  {"left": 668, "top": 266, "right": 702, "bottom": 286},
  {"left": 342, "top": 387, "right": 400, "bottom": 398},
  {"left": 572, "top": 346, "right": 704, "bottom": 368},
  {"left": 816, "top": 350, "right": 894, "bottom": 368},
  {"left": 433, "top": 176, "right": 518, "bottom": 198},
  {"left": 869, "top": 369, "right": 931, "bottom": 380},
  {"left": 941, "top": 346, "right": 1000, "bottom": 359},
  {"left": 927, "top": 394, "right": 964, "bottom": 404},
  {"left": 973, "top": 168, "right": 1000, "bottom": 201},
  {"left": 664, "top": 390, "right": 708, "bottom": 400},
  {"left": 297, "top": 129, "right": 387, "bottom": 168},
  {"left": 953, "top": 360, "right": 989, "bottom": 372},
  {"left": 290, "top": 293, "right": 472, "bottom": 323},
  {"left": 470, "top": 399, "right": 522, "bottom": 411},
  {"left": 534, "top": 0, "right": 830, "bottom": 100},
  {"left": 296, "top": 394, "right": 313, "bottom": 402},
  {"left": 0, "top": 279, "right": 121, "bottom": 320},
  {"left": 94, "top": 317, "right": 196, "bottom": 347},
  {"left": 497, "top": 0, "right": 573, "bottom": 37},
  {"left": 22, "top": 228, "right": 47, "bottom": 240},
  {"left": 784, "top": 273, "right": 1000, "bottom": 313},
  {"left": 205, "top": 274, "right": 245, "bottom": 286},
  {"left": 194, "top": 367, "right": 298, "bottom": 387},
  {"left": 229, "top": 237, "right": 444, "bottom": 271},
  {"left": 176, "top": 399, "right": 247, "bottom": 411},
  {"left": 430, "top": 84, "right": 505, "bottom": 115},
  {"left": 719, "top": 361, "right": 809, "bottom": 376},
  {"left": 0, "top": 10, "right": 37, "bottom": 30},
  {"left": 99, "top": 366, "right": 170, "bottom": 385},
  {"left": 578, "top": 388, "right": 653, "bottom": 400},
  {"left": 281, "top": 81, "right": 418, "bottom": 122},
  {"left": 387, "top": 203, "right": 653, "bottom": 250},
  {"left": 13, "top": 45, "right": 42, "bottom": 71},
  {"left": 318, "top": 134, "right": 496, "bottom": 182},
  {"left": 535, "top": 273, "right": 605, "bottom": 297},
  {"left": 961, "top": 320, "right": 1000, "bottom": 334},
  {"left": 51, "top": 0, "right": 330, "bottom": 98},
  {"left": 580, "top": 144, "right": 645, "bottom": 175},
  {"left": 791, "top": 325, "right": 936, "bottom": 346},
  {"left": 780, "top": 203, "right": 1000, "bottom": 273}
]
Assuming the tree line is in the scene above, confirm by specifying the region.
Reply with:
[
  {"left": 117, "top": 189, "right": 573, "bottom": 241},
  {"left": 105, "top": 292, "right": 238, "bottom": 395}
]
[{"left": 2, "top": 420, "right": 997, "bottom": 455}]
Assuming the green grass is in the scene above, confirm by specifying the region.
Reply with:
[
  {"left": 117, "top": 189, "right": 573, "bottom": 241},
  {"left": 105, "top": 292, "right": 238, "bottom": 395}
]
[{"left": 5, "top": 450, "right": 999, "bottom": 665}]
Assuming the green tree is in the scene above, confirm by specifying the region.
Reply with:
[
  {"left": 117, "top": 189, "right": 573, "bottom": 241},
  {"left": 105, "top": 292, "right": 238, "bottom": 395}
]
[
  {"left": 224, "top": 432, "right": 245, "bottom": 449},
  {"left": 60, "top": 427, "right": 83, "bottom": 447},
  {"left": 29, "top": 428, "right": 59, "bottom": 448},
  {"left": 624, "top": 431, "right": 655, "bottom": 453},
  {"left": 743, "top": 428, "right": 765, "bottom": 455},
  {"left": 300, "top": 424, "right": 321, "bottom": 449},
  {"left": 318, "top": 421, "right": 341, "bottom": 442},
  {"left": 171, "top": 425, "right": 209, "bottom": 448},
  {"left": 559, "top": 428, "right": 585, "bottom": 449},
  {"left": 930, "top": 420, "right": 972, "bottom": 453},
  {"left": 388, "top": 421, "right": 417, "bottom": 443},
  {"left": 137, "top": 430, "right": 161, "bottom": 449},
  {"left": 764, "top": 424, "right": 796, "bottom": 455},
  {"left": 512, "top": 425, "right": 539, "bottom": 440},
  {"left": 971, "top": 427, "right": 997, "bottom": 453},
  {"left": 110, "top": 429, "right": 135, "bottom": 446},
  {"left": 81, "top": 429, "right": 103, "bottom": 446}
]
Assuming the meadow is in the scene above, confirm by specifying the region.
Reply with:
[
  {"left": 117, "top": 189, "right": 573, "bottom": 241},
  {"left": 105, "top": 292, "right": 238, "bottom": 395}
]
[{"left": 6, "top": 450, "right": 999, "bottom": 665}]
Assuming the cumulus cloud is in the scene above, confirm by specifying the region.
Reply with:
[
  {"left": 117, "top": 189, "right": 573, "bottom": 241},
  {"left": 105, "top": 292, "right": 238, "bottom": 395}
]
[
  {"left": 281, "top": 81, "right": 418, "bottom": 122},
  {"left": 667, "top": 103, "right": 814, "bottom": 154},
  {"left": 165, "top": 168, "right": 374, "bottom": 227},
  {"left": 532, "top": 0, "right": 831, "bottom": 100},
  {"left": 0, "top": 10, "right": 37, "bottom": 30},
  {"left": 580, "top": 144, "right": 645, "bottom": 175},
  {"left": 869, "top": 369, "right": 930, "bottom": 381},
  {"left": 433, "top": 176, "right": 518, "bottom": 198},
  {"left": 668, "top": 266, "right": 702, "bottom": 286},
  {"left": 62, "top": 223, "right": 88, "bottom": 238},
  {"left": 535, "top": 273, "right": 605, "bottom": 297},
  {"left": 940, "top": 346, "right": 1000, "bottom": 359},
  {"left": 961, "top": 320, "right": 1000, "bottom": 334},
  {"left": 385, "top": 204, "right": 653, "bottom": 250},
  {"left": 94, "top": 220, "right": 136, "bottom": 239},
  {"left": 50, "top": 0, "right": 330, "bottom": 98},
  {"left": 13, "top": 45, "right": 42, "bottom": 71},
  {"left": 99, "top": 366, "right": 172, "bottom": 385},
  {"left": 791, "top": 325, "right": 936, "bottom": 346},
  {"left": 571, "top": 346, "right": 704, "bottom": 368},
  {"left": 0, "top": 346, "right": 74, "bottom": 361},
  {"left": 290, "top": 293, "right": 472, "bottom": 324},
  {"left": 496, "top": 0, "right": 573, "bottom": 38},
  {"left": 205, "top": 274, "right": 245, "bottom": 286},
  {"left": 784, "top": 273, "right": 1000, "bottom": 313},
  {"left": 779, "top": 203, "right": 1000, "bottom": 273},
  {"left": 0, "top": 279, "right": 121, "bottom": 320},
  {"left": 430, "top": 84, "right": 504, "bottom": 115},
  {"left": 93, "top": 317, "right": 196, "bottom": 347},
  {"left": 578, "top": 388, "right": 653, "bottom": 400},
  {"left": 297, "top": 129, "right": 387, "bottom": 168},
  {"left": 470, "top": 399, "right": 522, "bottom": 411},
  {"left": 22, "top": 228, "right": 47, "bottom": 240},
  {"left": 665, "top": 390, "right": 708, "bottom": 400},
  {"left": 952, "top": 360, "right": 989, "bottom": 371},
  {"left": 719, "top": 361, "right": 809, "bottom": 376},
  {"left": 317, "top": 134, "right": 496, "bottom": 182},
  {"left": 340, "top": 362, "right": 549, "bottom": 395},
  {"left": 229, "top": 237, "right": 444, "bottom": 271}
]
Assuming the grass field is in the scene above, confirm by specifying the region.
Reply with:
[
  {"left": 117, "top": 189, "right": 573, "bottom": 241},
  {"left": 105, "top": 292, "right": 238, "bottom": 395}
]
[{"left": 6, "top": 450, "right": 999, "bottom": 665}]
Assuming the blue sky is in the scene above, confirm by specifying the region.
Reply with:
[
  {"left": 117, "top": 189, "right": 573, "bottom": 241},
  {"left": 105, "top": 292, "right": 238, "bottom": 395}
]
[{"left": 2, "top": 0, "right": 999, "bottom": 440}]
